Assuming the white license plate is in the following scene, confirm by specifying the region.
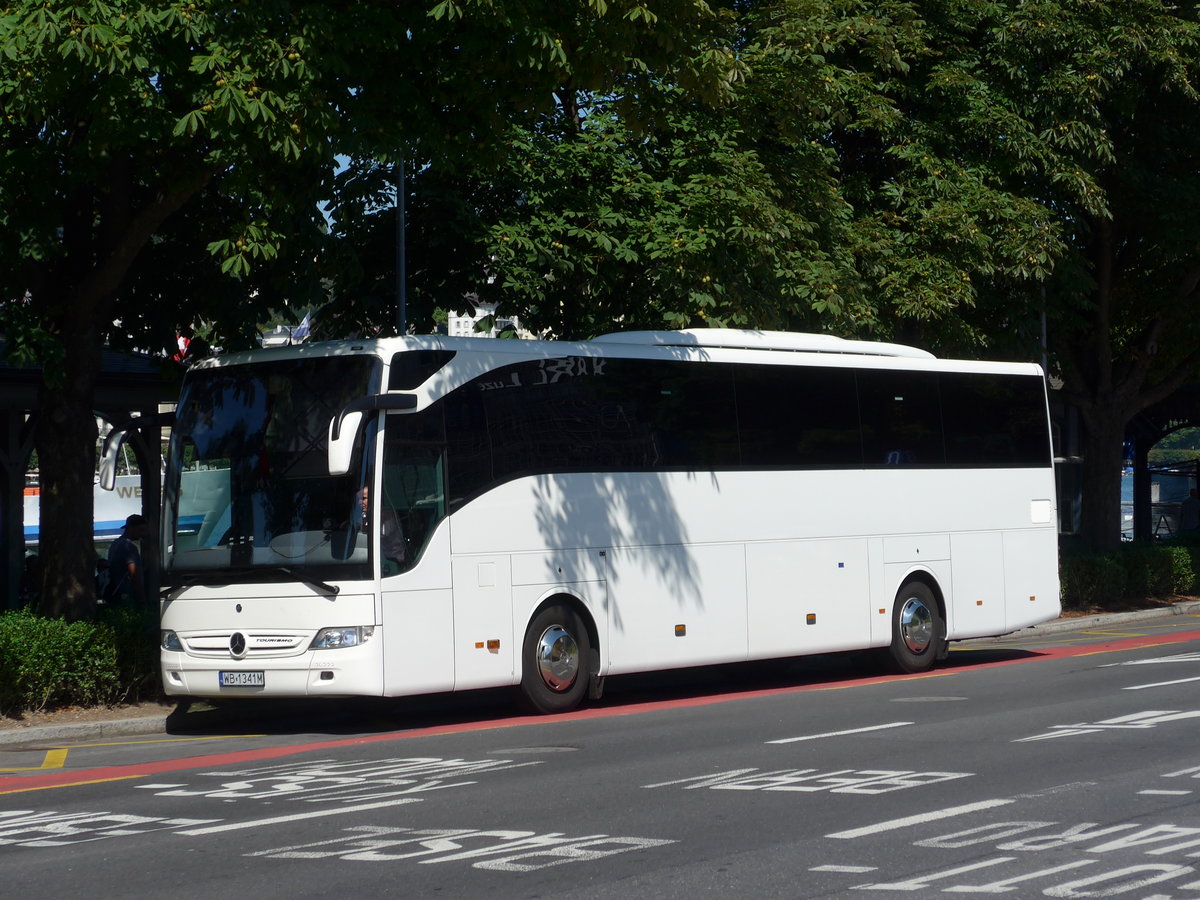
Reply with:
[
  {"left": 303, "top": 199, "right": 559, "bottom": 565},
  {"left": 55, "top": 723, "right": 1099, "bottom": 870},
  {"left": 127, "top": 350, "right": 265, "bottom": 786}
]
[{"left": 219, "top": 671, "right": 265, "bottom": 687}]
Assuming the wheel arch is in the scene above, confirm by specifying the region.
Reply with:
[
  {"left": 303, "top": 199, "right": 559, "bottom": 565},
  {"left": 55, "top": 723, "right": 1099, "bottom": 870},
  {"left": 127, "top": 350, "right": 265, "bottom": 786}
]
[
  {"left": 898, "top": 568, "right": 946, "bottom": 626},
  {"left": 893, "top": 567, "right": 949, "bottom": 661},
  {"left": 527, "top": 589, "right": 602, "bottom": 679}
]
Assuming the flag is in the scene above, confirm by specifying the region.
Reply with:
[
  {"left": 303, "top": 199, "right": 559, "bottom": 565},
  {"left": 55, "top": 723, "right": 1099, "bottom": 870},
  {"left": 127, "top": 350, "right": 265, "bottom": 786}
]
[{"left": 293, "top": 311, "right": 311, "bottom": 343}]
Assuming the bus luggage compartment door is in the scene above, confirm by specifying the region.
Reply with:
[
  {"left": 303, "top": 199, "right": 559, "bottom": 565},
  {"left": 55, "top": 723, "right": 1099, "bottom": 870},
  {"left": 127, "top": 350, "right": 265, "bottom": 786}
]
[{"left": 451, "top": 555, "right": 515, "bottom": 691}]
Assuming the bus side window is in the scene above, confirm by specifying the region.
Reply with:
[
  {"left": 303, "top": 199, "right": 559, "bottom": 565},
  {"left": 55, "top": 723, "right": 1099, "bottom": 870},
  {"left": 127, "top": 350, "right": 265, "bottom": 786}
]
[
  {"left": 382, "top": 407, "right": 447, "bottom": 573},
  {"left": 857, "top": 369, "right": 945, "bottom": 467}
]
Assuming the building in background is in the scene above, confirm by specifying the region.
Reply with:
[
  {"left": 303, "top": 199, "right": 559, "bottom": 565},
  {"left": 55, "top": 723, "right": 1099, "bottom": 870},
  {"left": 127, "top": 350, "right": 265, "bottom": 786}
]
[{"left": 447, "top": 298, "right": 535, "bottom": 339}]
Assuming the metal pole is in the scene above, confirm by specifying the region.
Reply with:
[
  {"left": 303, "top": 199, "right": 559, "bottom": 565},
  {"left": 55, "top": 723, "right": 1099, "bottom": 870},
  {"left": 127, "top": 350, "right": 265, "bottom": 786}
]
[
  {"left": 395, "top": 157, "right": 407, "bottom": 335},
  {"left": 1040, "top": 284, "right": 1049, "bottom": 376}
]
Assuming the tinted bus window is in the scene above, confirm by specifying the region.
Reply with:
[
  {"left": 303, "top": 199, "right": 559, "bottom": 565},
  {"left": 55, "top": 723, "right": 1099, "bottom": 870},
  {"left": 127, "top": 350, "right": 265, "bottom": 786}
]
[
  {"left": 736, "top": 365, "right": 862, "bottom": 467},
  {"left": 389, "top": 350, "right": 456, "bottom": 390},
  {"left": 857, "top": 369, "right": 945, "bottom": 467},
  {"left": 940, "top": 372, "right": 1050, "bottom": 467}
]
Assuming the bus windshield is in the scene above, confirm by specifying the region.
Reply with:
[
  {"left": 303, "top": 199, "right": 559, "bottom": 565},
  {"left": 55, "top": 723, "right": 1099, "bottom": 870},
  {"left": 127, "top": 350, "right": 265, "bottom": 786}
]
[{"left": 164, "top": 354, "right": 381, "bottom": 583}]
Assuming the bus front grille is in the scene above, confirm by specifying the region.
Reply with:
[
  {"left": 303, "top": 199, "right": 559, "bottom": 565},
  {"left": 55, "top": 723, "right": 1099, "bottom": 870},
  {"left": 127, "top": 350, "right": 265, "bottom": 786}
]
[{"left": 181, "top": 631, "right": 311, "bottom": 659}]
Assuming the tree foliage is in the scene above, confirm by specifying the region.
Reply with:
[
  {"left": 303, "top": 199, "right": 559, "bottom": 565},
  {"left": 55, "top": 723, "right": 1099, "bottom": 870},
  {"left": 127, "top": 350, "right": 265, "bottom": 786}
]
[
  {"left": 383, "top": 0, "right": 1200, "bottom": 550},
  {"left": 329, "top": 1, "right": 1067, "bottom": 341},
  {"left": 913, "top": 0, "right": 1200, "bottom": 547},
  {"left": 0, "top": 0, "right": 739, "bottom": 618},
  {"left": 3, "top": 0, "right": 1199, "bottom": 623}
]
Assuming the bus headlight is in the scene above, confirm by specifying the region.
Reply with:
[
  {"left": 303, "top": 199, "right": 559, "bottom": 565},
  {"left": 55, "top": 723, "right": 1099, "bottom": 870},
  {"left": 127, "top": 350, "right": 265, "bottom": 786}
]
[
  {"left": 311, "top": 626, "right": 375, "bottom": 649},
  {"left": 161, "top": 630, "right": 182, "bottom": 651}
]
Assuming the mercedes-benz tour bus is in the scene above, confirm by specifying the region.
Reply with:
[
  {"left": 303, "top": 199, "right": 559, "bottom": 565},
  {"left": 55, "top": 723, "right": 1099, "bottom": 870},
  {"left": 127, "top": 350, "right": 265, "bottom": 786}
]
[{"left": 103, "top": 329, "right": 1060, "bottom": 713}]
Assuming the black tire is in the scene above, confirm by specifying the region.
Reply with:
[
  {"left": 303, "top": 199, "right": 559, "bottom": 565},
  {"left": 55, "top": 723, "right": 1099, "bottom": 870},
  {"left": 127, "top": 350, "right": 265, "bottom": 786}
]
[
  {"left": 519, "top": 603, "right": 591, "bottom": 714},
  {"left": 886, "top": 581, "right": 942, "bottom": 674}
]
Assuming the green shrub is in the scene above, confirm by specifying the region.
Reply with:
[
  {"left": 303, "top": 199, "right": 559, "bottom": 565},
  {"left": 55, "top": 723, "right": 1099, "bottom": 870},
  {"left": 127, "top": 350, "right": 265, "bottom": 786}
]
[
  {"left": 1120, "top": 544, "right": 1177, "bottom": 598},
  {"left": 1060, "top": 552, "right": 1126, "bottom": 610},
  {"left": 0, "top": 610, "right": 122, "bottom": 715},
  {"left": 1059, "top": 539, "right": 1200, "bottom": 610},
  {"left": 97, "top": 604, "right": 160, "bottom": 702},
  {"left": 1161, "top": 544, "right": 1200, "bottom": 595}
]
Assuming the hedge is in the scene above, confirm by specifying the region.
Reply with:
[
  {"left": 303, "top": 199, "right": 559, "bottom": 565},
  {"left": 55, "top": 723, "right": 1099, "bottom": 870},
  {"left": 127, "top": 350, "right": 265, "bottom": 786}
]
[
  {"left": 0, "top": 605, "right": 158, "bottom": 716},
  {"left": 1060, "top": 537, "right": 1200, "bottom": 611}
]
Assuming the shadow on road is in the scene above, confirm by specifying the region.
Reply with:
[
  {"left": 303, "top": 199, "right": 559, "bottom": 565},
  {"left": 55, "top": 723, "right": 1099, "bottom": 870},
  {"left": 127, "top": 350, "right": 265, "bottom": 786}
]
[{"left": 164, "top": 645, "right": 1043, "bottom": 739}]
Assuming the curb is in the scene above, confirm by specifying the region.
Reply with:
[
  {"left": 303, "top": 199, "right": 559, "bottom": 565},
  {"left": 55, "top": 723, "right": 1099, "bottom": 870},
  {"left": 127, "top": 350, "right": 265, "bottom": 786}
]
[
  {"left": 0, "top": 714, "right": 169, "bottom": 748},
  {"left": 986, "top": 599, "right": 1200, "bottom": 640},
  {"left": 4, "top": 603, "right": 1200, "bottom": 748}
]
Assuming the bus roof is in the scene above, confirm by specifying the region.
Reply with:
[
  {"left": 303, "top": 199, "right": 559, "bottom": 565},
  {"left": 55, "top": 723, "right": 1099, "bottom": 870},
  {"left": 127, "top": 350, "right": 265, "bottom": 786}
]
[
  {"left": 190, "top": 329, "right": 1057, "bottom": 379},
  {"left": 591, "top": 329, "right": 935, "bottom": 359}
]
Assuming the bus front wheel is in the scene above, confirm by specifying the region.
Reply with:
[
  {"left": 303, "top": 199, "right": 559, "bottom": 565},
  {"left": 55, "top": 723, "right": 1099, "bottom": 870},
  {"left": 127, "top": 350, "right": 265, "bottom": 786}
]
[
  {"left": 520, "top": 603, "right": 591, "bottom": 714},
  {"left": 886, "top": 582, "right": 941, "bottom": 674}
]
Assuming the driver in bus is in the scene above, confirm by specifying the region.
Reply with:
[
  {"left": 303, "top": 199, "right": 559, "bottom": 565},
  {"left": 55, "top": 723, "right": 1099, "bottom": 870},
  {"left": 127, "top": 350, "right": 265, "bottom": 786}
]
[{"left": 357, "top": 485, "right": 406, "bottom": 575}]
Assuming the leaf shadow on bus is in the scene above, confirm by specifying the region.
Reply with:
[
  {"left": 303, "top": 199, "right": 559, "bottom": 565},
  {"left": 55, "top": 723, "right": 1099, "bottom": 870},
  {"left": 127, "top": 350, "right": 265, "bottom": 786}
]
[{"left": 530, "top": 469, "right": 713, "bottom": 634}]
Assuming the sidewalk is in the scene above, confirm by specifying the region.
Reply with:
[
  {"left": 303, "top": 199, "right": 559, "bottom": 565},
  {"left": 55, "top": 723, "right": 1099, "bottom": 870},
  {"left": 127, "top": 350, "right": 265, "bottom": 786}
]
[
  {"left": 4, "top": 601, "right": 1200, "bottom": 749},
  {"left": 1002, "top": 597, "right": 1200, "bottom": 637}
]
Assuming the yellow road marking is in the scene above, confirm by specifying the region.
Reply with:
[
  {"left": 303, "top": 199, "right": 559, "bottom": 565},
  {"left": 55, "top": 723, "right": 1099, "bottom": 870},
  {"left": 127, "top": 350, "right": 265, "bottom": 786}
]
[
  {"left": 1076, "top": 638, "right": 1191, "bottom": 657},
  {"left": 66, "top": 734, "right": 264, "bottom": 750},
  {"left": 1079, "top": 630, "right": 1149, "bottom": 637},
  {"left": 41, "top": 748, "right": 67, "bottom": 768},
  {"left": 0, "top": 748, "right": 69, "bottom": 773},
  {"left": 0, "top": 775, "right": 144, "bottom": 794},
  {"left": 0, "top": 734, "right": 260, "bottom": 775}
]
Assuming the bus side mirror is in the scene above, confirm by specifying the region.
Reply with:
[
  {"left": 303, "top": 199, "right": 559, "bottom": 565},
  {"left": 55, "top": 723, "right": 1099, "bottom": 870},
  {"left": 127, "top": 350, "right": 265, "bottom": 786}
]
[
  {"left": 99, "top": 412, "right": 175, "bottom": 490},
  {"left": 328, "top": 411, "right": 364, "bottom": 476},
  {"left": 99, "top": 425, "right": 131, "bottom": 491},
  {"left": 328, "top": 393, "right": 418, "bottom": 476}
]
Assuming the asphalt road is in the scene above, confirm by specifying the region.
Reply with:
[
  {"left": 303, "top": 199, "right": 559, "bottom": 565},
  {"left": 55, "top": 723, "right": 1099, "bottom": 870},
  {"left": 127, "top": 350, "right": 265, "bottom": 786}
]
[{"left": 5, "top": 606, "right": 1200, "bottom": 899}]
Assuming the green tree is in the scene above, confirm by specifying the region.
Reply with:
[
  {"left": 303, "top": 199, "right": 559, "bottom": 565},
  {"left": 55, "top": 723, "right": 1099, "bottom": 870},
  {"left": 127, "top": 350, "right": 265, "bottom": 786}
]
[
  {"left": 440, "top": 0, "right": 1200, "bottom": 553},
  {"left": 332, "top": 1, "right": 1054, "bottom": 342},
  {"left": 737, "top": 0, "right": 1065, "bottom": 346},
  {"left": 731, "top": 0, "right": 1200, "bottom": 548},
  {"left": 890, "top": 1, "right": 1200, "bottom": 548},
  {"left": 0, "top": 0, "right": 738, "bottom": 619},
  {"left": 1149, "top": 426, "right": 1200, "bottom": 467},
  {"left": 482, "top": 88, "right": 862, "bottom": 337}
]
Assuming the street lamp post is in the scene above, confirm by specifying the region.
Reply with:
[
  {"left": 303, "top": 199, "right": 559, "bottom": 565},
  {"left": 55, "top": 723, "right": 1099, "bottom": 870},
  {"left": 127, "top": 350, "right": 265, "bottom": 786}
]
[{"left": 395, "top": 157, "right": 407, "bottom": 335}]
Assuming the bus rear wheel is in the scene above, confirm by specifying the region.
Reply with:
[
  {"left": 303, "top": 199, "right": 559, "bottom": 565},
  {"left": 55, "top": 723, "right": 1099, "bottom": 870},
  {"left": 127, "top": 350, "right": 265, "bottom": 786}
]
[
  {"left": 886, "top": 581, "right": 941, "bottom": 674},
  {"left": 520, "top": 603, "right": 591, "bottom": 714}
]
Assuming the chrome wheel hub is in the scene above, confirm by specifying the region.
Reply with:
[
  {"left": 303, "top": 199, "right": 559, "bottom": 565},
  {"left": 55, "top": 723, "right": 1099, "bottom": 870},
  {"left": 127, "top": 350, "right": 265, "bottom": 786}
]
[
  {"left": 535, "top": 624, "right": 580, "bottom": 692},
  {"left": 899, "top": 597, "right": 934, "bottom": 654}
]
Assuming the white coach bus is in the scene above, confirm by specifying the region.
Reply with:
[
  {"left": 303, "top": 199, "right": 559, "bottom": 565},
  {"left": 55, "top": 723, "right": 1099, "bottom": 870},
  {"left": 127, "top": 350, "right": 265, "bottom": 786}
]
[{"left": 120, "top": 329, "right": 1060, "bottom": 713}]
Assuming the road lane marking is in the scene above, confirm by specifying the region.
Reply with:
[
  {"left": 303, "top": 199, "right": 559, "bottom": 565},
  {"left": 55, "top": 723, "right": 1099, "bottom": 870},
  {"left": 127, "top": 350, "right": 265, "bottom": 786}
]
[
  {"left": 69, "top": 735, "right": 262, "bottom": 748},
  {"left": 40, "top": 749, "right": 66, "bottom": 769},
  {"left": 644, "top": 767, "right": 969, "bottom": 794},
  {"left": 941, "top": 859, "right": 1097, "bottom": 893},
  {"left": 0, "top": 775, "right": 144, "bottom": 794},
  {"left": 1103, "top": 652, "right": 1200, "bottom": 667},
  {"left": 1077, "top": 638, "right": 1193, "bottom": 657},
  {"left": 812, "top": 865, "right": 877, "bottom": 873},
  {"left": 827, "top": 799, "right": 1015, "bottom": 840},
  {"left": 1016, "top": 710, "right": 1200, "bottom": 742},
  {"left": 1081, "top": 630, "right": 1152, "bottom": 637},
  {"left": 245, "top": 825, "right": 676, "bottom": 869},
  {"left": 1140, "top": 790, "right": 1193, "bottom": 796},
  {"left": 0, "top": 736, "right": 250, "bottom": 775},
  {"left": 0, "top": 749, "right": 68, "bottom": 773},
  {"left": 1013, "top": 781, "right": 1097, "bottom": 799},
  {"left": 852, "top": 856, "right": 1016, "bottom": 891},
  {"left": 768, "top": 721, "right": 914, "bottom": 744},
  {"left": 1125, "top": 676, "right": 1200, "bottom": 691},
  {"left": 6, "top": 628, "right": 1200, "bottom": 796},
  {"left": 175, "top": 798, "right": 421, "bottom": 835}
]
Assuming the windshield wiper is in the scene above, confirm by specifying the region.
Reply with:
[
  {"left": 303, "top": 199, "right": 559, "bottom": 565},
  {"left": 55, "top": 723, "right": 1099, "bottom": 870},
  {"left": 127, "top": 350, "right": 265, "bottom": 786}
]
[
  {"left": 279, "top": 567, "right": 340, "bottom": 596},
  {"left": 165, "top": 566, "right": 341, "bottom": 596}
]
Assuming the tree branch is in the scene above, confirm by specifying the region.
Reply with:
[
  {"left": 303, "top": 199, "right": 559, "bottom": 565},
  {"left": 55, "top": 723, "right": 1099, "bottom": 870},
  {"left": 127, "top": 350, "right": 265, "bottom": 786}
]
[{"left": 76, "top": 170, "right": 213, "bottom": 309}]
